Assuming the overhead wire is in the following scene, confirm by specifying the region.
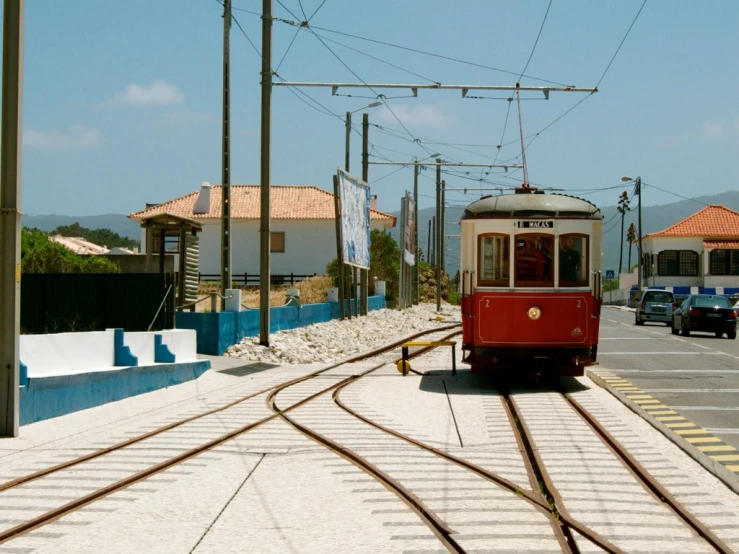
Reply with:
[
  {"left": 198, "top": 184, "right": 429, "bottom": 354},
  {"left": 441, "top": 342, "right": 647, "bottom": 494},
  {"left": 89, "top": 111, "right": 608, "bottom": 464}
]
[{"left": 518, "top": 0, "right": 553, "bottom": 80}]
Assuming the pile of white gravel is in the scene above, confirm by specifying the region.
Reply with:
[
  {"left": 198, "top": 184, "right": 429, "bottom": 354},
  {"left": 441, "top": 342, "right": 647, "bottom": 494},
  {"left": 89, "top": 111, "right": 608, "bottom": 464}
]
[{"left": 225, "top": 303, "right": 461, "bottom": 365}]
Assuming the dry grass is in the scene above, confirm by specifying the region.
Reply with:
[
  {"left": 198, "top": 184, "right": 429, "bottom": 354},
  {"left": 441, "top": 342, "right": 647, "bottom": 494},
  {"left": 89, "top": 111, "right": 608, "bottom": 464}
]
[{"left": 196, "top": 275, "right": 333, "bottom": 312}]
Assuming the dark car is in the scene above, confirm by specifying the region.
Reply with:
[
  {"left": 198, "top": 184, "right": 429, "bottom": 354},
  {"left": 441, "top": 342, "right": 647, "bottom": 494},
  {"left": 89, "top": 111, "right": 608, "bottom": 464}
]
[
  {"left": 671, "top": 294, "right": 737, "bottom": 339},
  {"left": 635, "top": 289, "right": 675, "bottom": 326}
]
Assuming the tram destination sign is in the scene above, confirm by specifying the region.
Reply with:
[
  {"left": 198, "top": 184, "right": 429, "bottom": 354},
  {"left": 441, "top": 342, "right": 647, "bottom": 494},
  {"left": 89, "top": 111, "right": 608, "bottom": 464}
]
[{"left": 516, "top": 220, "right": 553, "bottom": 229}]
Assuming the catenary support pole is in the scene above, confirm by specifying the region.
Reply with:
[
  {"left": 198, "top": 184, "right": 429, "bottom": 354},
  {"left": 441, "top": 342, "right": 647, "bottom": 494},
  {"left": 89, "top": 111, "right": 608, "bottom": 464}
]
[
  {"left": 259, "top": 0, "right": 272, "bottom": 345},
  {"left": 435, "top": 159, "right": 442, "bottom": 312},
  {"left": 0, "top": 0, "right": 24, "bottom": 437},
  {"left": 332, "top": 175, "right": 345, "bottom": 320},
  {"left": 413, "top": 162, "right": 419, "bottom": 304},
  {"left": 220, "top": 0, "right": 232, "bottom": 309},
  {"left": 361, "top": 113, "right": 369, "bottom": 315},
  {"left": 441, "top": 179, "right": 446, "bottom": 274}
]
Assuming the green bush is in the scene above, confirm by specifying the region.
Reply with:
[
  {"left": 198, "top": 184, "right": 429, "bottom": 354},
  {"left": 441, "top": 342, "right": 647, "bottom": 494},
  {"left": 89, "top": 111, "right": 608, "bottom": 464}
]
[{"left": 21, "top": 228, "right": 118, "bottom": 274}]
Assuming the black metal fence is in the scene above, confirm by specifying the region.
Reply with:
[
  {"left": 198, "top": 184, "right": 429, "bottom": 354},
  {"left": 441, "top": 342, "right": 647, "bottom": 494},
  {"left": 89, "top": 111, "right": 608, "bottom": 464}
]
[
  {"left": 198, "top": 273, "right": 320, "bottom": 286},
  {"left": 21, "top": 273, "right": 175, "bottom": 334}
]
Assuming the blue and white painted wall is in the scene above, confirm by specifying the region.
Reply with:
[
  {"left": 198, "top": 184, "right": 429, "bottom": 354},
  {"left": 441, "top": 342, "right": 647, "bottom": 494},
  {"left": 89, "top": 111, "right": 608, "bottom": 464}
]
[{"left": 19, "top": 329, "right": 209, "bottom": 425}]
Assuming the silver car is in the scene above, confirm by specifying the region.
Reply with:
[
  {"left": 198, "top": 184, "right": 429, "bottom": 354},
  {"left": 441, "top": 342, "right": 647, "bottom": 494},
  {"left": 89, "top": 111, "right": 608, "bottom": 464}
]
[{"left": 636, "top": 289, "right": 675, "bottom": 326}]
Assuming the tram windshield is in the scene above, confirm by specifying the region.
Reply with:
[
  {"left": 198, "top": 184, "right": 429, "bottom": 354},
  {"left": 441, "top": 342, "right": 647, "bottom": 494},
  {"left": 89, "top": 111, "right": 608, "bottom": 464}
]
[
  {"left": 559, "top": 234, "right": 588, "bottom": 285},
  {"left": 515, "top": 234, "right": 553, "bottom": 286}
]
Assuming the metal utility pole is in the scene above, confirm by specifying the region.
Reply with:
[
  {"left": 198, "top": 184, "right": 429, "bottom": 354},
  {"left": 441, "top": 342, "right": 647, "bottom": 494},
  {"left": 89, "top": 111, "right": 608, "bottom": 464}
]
[
  {"left": 413, "top": 162, "right": 419, "bottom": 304},
  {"left": 332, "top": 174, "right": 345, "bottom": 320},
  {"left": 441, "top": 179, "right": 446, "bottom": 273},
  {"left": 0, "top": 0, "right": 24, "bottom": 438},
  {"left": 427, "top": 219, "right": 431, "bottom": 265},
  {"left": 220, "top": 0, "right": 232, "bottom": 309},
  {"left": 398, "top": 199, "right": 406, "bottom": 309},
  {"left": 344, "top": 111, "right": 351, "bottom": 173},
  {"left": 360, "top": 113, "right": 369, "bottom": 316},
  {"left": 259, "top": 0, "right": 272, "bottom": 345},
  {"left": 435, "top": 158, "right": 442, "bottom": 312}
]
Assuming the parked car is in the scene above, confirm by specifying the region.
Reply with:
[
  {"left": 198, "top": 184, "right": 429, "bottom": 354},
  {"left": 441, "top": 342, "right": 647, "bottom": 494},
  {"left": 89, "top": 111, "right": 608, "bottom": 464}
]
[
  {"left": 635, "top": 289, "right": 675, "bottom": 326},
  {"left": 671, "top": 294, "right": 737, "bottom": 339}
]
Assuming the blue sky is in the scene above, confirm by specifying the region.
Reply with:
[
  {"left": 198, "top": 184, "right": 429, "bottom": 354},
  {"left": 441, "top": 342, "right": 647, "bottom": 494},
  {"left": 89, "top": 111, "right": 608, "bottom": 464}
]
[{"left": 13, "top": 0, "right": 739, "bottom": 217}]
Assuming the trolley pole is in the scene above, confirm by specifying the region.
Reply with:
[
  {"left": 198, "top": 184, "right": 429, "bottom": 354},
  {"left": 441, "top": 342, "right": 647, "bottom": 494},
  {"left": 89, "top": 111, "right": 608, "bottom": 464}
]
[
  {"left": 258, "top": 0, "right": 272, "bottom": 345},
  {"left": 220, "top": 0, "right": 231, "bottom": 309},
  {"left": 441, "top": 179, "right": 446, "bottom": 273},
  {"left": 0, "top": 0, "right": 24, "bottom": 437},
  {"left": 361, "top": 113, "right": 369, "bottom": 315}
]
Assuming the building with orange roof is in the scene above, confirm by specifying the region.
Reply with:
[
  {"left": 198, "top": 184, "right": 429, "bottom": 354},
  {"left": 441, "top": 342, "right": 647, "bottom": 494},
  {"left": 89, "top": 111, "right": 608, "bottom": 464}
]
[
  {"left": 128, "top": 183, "right": 396, "bottom": 280},
  {"left": 638, "top": 205, "right": 739, "bottom": 294}
]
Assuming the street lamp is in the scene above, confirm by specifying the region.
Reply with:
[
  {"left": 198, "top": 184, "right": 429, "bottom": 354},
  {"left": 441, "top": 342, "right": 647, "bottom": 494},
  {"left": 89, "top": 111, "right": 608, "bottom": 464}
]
[
  {"left": 621, "top": 175, "right": 642, "bottom": 293},
  {"left": 345, "top": 101, "right": 382, "bottom": 172}
]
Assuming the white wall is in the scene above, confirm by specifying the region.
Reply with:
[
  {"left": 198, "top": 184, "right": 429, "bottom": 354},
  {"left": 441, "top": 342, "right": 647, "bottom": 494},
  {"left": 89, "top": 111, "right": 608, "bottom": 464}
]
[
  {"left": 20, "top": 330, "right": 199, "bottom": 377},
  {"left": 198, "top": 219, "right": 389, "bottom": 277},
  {"left": 21, "top": 331, "right": 115, "bottom": 378}
]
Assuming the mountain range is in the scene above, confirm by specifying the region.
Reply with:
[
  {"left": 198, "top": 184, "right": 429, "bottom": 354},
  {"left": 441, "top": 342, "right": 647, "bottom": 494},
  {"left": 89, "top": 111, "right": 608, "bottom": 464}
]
[
  {"left": 22, "top": 190, "right": 739, "bottom": 276},
  {"left": 389, "top": 190, "right": 739, "bottom": 275}
]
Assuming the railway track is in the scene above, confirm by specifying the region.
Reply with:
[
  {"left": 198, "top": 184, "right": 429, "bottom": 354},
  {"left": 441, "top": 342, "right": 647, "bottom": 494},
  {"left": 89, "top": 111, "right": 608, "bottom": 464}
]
[
  {"left": 1, "top": 323, "right": 735, "bottom": 553},
  {"left": 0, "top": 324, "right": 458, "bottom": 547}
]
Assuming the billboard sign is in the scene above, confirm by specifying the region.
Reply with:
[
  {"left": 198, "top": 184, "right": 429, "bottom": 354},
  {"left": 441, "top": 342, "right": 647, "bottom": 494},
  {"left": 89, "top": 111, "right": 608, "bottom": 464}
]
[
  {"left": 403, "top": 192, "right": 416, "bottom": 266},
  {"left": 337, "top": 169, "right": 371, "bottom": 269}
]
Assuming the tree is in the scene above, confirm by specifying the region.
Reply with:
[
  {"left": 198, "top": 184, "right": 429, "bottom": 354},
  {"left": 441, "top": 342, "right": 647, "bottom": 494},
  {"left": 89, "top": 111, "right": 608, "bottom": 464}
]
[
  {"left": 51, "top": 222, "right": 139, "bottom": 250},
  {"left": 617, "top": 191, "right": 630, "bottom": 273},
  {"left": 21, "top": 228, "right": 118, "bottom": 274},
  {"left": 626, "top": 223, "right": 636, "bottom": 273}
]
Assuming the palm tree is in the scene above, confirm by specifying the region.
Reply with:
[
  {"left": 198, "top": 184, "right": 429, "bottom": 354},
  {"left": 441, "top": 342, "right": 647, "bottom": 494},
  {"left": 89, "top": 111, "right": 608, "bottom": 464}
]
[
  {"left": 627, "top": 223, "right": 636, "bottom": 272},
  {"left": 617, "top": 191, "right": 630, "bottom": 273}
]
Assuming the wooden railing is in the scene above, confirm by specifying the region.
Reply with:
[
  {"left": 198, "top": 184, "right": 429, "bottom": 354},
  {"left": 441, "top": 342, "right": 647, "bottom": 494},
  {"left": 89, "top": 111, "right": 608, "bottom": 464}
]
[{"left": 198, "top": 273, "right": 321, "bottom": 286}]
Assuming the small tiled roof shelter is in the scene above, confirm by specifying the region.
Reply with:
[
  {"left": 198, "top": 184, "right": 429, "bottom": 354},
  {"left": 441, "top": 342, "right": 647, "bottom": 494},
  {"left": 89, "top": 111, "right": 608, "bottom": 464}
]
[
  {"left": 128, "top": 184, "right": 396, "bottom": 281},
  {"left": 640, "top": 205, "right": 739, "bottom": 293},
  {"left": 137, "top": 213, "right": 203, "bottom": 306}
]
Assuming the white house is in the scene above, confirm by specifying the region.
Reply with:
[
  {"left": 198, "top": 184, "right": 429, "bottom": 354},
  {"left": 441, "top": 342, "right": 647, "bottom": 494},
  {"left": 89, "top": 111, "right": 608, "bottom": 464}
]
[
  {"left": 639, "top": 205, "right": 739, "bottom": 293},
  {"left": 128, "top": 184, "right": 396, "bottom": 279}
]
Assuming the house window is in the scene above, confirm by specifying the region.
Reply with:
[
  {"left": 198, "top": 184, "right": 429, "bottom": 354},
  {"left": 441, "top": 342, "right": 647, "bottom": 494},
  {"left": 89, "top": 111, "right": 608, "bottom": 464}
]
[
  {"left": 710, "top": 249, "right": 739, "bottom": 275},
  {"left": 478, "top": 234, "right": 509, "bottom": 286},
  {"left": 270, "top": 232, "right": 285, "bottom": 253},
  {"left": 657, "top": 250, "right": 698, "bottom": 276}
]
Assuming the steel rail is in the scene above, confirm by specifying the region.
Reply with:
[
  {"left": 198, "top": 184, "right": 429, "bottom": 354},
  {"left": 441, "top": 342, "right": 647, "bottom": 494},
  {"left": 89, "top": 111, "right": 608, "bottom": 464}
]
[
  {"left": 503, "top": 392, "right": 622, "bottom": 554},
  {"left": 330, "top": 356, "right": 622, "bottom": 554},
  {"left": 563, "top": 390, "right": 733, "bottom": 554},
  {"left": 268, "top": 330, "right": 467, "bottom": 553},
  {"left": 0, "top": 324, "right": 460, "bottom": 545}
]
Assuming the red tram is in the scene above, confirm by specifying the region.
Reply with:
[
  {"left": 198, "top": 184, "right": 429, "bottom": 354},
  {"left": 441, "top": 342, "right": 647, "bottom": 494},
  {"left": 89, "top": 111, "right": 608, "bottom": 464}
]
[{"left": 459, "top": 188, "right": 603, "bottom": 376}]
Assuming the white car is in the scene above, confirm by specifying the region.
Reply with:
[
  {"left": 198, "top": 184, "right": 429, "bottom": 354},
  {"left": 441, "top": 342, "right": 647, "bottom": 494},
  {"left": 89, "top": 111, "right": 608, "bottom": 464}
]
[{"left": 636, "top": 289, "right": 675, "bottom": 326}]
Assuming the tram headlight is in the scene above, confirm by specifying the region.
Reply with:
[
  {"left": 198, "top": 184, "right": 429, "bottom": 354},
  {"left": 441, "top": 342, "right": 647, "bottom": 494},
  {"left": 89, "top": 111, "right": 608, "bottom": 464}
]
[{"left": 527, "top": 306, "right": 542, "bottom": 321}]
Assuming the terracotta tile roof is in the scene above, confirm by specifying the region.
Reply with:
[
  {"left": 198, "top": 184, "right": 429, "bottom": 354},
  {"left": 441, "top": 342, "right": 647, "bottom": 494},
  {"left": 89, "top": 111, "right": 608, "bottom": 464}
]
[
  {"left": 128, "top": 185, "right": 396, "bottom": 225},
  {"left": 704, "top": 240, "right": 739, "bottom": 249},
  {"left": 645, "top": 205, "right": 739, "bottom": 239}
]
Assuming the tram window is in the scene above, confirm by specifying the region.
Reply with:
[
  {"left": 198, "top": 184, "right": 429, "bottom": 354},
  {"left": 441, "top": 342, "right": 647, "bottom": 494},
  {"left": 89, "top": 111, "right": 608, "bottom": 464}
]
[
  {"left": 515, "top": 234, "right": 553, "bottom": 286},
  {"left": 559, "top": 234, "right": 588, "bottom": 285},
  {"left": 478, "top": 234, "right": 509, "bottom": 285}
]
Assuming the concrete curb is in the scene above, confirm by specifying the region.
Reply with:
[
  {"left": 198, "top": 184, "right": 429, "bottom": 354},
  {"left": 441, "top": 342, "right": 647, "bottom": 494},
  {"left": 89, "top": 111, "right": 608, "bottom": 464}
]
[{"left": 586, "top": 368, "right": 739, "bottom": 495}]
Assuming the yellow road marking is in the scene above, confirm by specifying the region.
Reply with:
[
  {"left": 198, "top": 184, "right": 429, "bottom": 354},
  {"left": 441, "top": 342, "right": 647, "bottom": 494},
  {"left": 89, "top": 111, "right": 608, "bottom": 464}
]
[
  {"left": 698, "top": 445, "right": 738, "bottom": 452},
  {"left": 710, "top": 455, "right": 739, "bottom": 462},
  {"left": 665, "top": 422, "right": 696, "bottom": 429},
  {"left": 686, "top": 437, "right": 723, "bottom": 443},
  {"left": 656, "top": 416, "right": 686, "bottom": 422},
  {"left": 675, "top": 429, "right": 709, "bottom": 435}
]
